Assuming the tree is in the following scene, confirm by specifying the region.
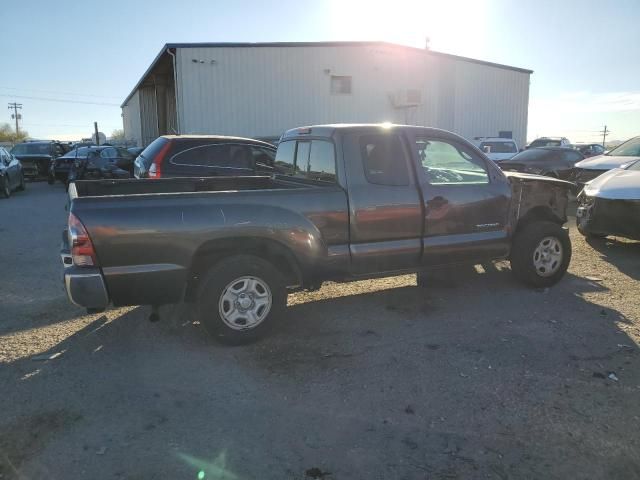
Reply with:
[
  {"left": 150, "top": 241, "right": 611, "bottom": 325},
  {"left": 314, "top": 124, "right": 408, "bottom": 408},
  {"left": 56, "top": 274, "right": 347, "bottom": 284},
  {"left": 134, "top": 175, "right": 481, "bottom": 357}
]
[
  {"left": 110, "top": 129, "right": 125, "bottom": 141},
  {"left": 0, "top": 123, "right": 29, "bottom": 143}
]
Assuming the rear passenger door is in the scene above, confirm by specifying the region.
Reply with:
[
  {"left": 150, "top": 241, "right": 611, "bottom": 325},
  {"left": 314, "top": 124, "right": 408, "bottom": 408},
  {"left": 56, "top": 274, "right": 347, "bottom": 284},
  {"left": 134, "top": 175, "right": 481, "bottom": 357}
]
[
  {"left": 409, "top": 134, "right": 512, "bottom": 265},
  {"left": 343, "top": 132, "right": 423, "bottom": 275}
]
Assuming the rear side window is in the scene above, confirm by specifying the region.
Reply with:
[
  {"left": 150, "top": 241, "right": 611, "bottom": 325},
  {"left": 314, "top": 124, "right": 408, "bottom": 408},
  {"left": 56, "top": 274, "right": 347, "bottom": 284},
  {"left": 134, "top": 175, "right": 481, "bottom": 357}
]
[
  {"left": 360, "top": 134, "right": 410, "bottom": 186},
  {"left": 274, "top": 140, "right": 296, "bottom": 175},
  {"left": 251, "top": 146, "right": 275, "bottom": 172},
  {"left": 170, "top": 144, "right": 253, "bottom": 170},
  {"left": 139, "top": 137, "right": 170, "bottom": 168},
  {"left": 307, "top": 140, "right": 336, "bottom": 182},
  {"left": 274, "top": 139, "right": 336, "bottom": 182}
]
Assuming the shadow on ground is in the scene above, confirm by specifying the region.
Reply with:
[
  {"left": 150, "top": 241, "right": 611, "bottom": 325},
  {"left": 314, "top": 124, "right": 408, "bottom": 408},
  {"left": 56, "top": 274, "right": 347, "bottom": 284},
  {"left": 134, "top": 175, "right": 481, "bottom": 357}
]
[
  {"left": 2, "top": 263, "right": 639, "bottom": 479},
  {"left": 586, "top": 236, "right": 640, "bottom": 280}
]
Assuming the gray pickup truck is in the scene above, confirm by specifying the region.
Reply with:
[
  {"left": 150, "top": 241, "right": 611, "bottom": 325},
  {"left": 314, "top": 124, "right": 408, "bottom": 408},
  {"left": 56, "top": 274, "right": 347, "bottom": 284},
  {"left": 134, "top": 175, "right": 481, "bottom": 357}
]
[{"left": 62, "top": 124, "right": 574, "bottom": 344}]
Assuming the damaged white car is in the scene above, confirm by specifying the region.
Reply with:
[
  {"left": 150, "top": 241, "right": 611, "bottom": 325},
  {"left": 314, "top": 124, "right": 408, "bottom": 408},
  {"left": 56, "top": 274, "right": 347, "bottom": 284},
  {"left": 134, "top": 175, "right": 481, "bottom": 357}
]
[{"left": 577, "top": 159, "right": 640, "bottom": 240}]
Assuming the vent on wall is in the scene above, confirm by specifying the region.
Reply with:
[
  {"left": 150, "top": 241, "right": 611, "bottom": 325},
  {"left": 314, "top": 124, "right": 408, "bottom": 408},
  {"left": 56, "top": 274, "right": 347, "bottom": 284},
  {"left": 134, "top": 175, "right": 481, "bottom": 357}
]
[{"left": 390, "top": 89, "right": 422, "bottom": 108}]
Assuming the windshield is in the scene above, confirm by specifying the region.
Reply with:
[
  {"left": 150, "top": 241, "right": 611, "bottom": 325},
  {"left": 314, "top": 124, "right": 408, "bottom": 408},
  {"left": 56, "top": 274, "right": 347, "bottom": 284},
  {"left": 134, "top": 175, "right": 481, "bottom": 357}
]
[
  {"left": 529, "top": 139, "right": 561, "bottom": 148},
  {"left": 480, "top": 141, "right": 517, "bottom": 153},
  {"left": 606, "top": 136, "right": 640, "bottom": 157},
  {"left": 10, "top": 143, "right": 50, "bottom": 155}
]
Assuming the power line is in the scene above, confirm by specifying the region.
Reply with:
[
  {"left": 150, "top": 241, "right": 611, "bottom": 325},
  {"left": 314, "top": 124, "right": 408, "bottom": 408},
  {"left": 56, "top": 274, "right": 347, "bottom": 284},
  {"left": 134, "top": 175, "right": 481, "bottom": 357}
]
[
  {"left": 0, "top": 86, "right": 121, "bottom": 100},
  {"left": 0, "top": 94, "right": 120, "bottom": 107}
]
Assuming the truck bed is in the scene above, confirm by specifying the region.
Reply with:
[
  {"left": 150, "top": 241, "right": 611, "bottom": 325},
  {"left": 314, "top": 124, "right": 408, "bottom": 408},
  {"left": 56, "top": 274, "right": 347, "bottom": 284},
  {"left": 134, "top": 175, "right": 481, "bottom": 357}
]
[{"left": 70, "top": 175, "right": 306, "bottom": 199}]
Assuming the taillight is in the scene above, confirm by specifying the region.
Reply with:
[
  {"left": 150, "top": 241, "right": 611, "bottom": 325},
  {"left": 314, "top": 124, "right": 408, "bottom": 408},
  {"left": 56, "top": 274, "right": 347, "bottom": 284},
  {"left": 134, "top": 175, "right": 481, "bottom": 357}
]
[
  {"left": 148, "top": 141, "right": 171, "bottom": 179},
  {"left": 68, "top": 212, "right": 98, "bottom": 267}
]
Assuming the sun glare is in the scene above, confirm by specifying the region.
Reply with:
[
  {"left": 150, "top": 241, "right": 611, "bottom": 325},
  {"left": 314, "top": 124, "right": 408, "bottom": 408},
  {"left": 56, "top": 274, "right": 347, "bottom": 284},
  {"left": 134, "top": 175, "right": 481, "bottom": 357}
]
[{"left": 329, "top": 0, "right": 488, "bottom": 57}]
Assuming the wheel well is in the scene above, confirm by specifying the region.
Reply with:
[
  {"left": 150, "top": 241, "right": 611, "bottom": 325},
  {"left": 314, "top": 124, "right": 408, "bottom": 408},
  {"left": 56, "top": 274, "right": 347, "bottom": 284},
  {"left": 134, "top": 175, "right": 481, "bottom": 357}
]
[
  {"left": 516, "top": 206, "right": 564, "bottom": 232},
  {"left": 184, "top": 237, "right": 303, "bottom": 301}
]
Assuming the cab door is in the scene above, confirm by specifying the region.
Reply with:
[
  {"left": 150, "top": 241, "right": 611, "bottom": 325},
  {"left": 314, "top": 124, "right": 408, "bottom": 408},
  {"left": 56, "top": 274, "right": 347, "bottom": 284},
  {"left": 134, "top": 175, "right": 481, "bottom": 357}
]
[{"left": 407, "top": 133, "right": 512, "bottom": 265}]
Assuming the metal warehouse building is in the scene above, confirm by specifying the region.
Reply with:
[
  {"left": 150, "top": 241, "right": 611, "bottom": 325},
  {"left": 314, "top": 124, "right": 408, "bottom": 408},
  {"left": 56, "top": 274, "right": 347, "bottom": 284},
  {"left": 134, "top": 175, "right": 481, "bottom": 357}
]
[{"left": 121, "top": 41, "right": 532, "bottom": 148}]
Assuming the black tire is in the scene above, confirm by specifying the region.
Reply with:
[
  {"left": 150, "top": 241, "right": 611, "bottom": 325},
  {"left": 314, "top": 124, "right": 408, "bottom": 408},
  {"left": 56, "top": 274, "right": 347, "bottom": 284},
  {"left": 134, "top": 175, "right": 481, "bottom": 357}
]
[
  {"left": 17, "top": 172, "right": 25, "bottom": 191},
  {"left": 510, "top": 221, "right": 571, "bottom": 288},
  {"left": 47, "top": 174, "right": 55, "bottom": 185},
  {"left": 196, "top": 255, "right": 286, "bottom": 345},
  {"left": 1, "top": 176, "right": 10, "bottom": 199}
]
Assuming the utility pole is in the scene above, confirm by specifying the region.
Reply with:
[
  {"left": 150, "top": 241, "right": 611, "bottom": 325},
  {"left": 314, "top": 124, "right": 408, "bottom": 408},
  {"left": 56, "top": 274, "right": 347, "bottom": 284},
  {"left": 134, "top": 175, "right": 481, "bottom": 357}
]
[
  {"left": 94, "top": 121, "right": 100, "bottom": 146},
  {"left": 600, "top": 125, "right": 610, "bottom": 147},
  {"left": 7, "top": 103, "right": 22, "bottom": 135}
]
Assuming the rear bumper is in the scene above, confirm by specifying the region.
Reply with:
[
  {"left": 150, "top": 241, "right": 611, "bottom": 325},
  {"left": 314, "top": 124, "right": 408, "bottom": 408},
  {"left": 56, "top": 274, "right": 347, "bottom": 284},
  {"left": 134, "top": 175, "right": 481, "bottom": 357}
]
[
  {"left": 61, "top": 231, "right": 110, "bottom": 309},
  {"left": 64, "top": 267, "right": 110, "bottom": 309}
]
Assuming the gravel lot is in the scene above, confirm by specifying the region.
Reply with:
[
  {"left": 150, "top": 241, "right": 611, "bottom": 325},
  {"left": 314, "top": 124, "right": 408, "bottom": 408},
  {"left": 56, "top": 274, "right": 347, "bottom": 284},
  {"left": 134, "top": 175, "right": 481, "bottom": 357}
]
[{"left": 1, "top": 182, "right": 639, "bottom": 479}]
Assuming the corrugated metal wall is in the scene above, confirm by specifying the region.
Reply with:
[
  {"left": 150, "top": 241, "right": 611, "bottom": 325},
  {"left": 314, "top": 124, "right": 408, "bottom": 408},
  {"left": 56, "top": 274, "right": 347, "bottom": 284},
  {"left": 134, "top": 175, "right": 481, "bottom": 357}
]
[
  {"left": 121, "top": 91, "right": 142, "bottom": 146},
  {"left": 139, "top": 86, "right": 159, "bottom": 146},
  {"left": 174, "top": 45, "right": 529, "bottom": 145},
  {"left": 176, "top": 45, "right": 442, "bottom": 137},
  {"left": 447, "top": 58, "right": 530, "bottom": 147}
]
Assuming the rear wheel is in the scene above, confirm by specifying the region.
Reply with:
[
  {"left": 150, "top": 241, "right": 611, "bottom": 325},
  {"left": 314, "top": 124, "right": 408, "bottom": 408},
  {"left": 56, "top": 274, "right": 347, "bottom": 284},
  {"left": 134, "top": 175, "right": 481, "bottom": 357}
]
[
  {"left": 1, "top": 176, "right": 10, "bottom": 198},
  {"left": 510, "top": 221, "right": 571, "bottom": 288},
  {"left": 196, "top": 255, "right": 286, "bottom": 345}
]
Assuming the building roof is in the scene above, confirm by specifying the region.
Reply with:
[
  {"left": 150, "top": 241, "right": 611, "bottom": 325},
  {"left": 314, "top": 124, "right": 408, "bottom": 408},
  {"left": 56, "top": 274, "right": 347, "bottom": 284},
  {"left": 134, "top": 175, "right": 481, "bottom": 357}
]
[{"left": 121, "top": 41, "right": 534, "bottom": 107}]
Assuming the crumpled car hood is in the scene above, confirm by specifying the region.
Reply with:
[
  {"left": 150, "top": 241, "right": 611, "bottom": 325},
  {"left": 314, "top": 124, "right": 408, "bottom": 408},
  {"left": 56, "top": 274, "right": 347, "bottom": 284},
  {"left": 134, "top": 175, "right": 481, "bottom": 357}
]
[
  {"left": 504, "top": 171, "right": 574, "bottom": 188},
  {"left": 575, "top": 154, "right": 640, "bottom": 171},
  {"left": 583, "top": 168, "right": 640, "bottom": 200}
]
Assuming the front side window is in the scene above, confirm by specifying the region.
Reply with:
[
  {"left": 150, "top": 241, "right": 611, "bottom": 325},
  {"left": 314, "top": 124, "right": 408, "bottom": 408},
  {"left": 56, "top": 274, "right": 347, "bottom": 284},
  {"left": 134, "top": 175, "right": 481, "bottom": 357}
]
[
  {"left": 417, "top": 139, "right": 489, "bottom": 185},
  {"left": 360, "top": 134, "right": 410, "bottom": 186}
]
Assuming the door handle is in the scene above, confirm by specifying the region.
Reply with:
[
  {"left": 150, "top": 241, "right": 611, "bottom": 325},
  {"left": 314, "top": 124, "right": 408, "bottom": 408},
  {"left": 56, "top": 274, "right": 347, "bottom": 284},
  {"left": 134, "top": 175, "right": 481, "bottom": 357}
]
[{"left": 427, "top": 196, "right": 448, "bottom": 209}]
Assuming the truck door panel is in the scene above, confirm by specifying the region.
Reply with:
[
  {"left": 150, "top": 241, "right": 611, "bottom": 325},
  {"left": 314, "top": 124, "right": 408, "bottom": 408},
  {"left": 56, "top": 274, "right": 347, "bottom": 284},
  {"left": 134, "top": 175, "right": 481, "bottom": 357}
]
[{"left": 343, "top": 132, "right": 423, "bottom": 274}]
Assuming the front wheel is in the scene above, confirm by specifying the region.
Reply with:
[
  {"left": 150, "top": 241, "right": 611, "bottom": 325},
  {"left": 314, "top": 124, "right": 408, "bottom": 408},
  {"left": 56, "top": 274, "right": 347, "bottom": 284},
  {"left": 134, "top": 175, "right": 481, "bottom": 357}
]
[
  {"left": 510, "top": 221, "right": 571, "bottom": 288},
  {"left": 196, "top": 255, "right": 286, "bottom": 345}
]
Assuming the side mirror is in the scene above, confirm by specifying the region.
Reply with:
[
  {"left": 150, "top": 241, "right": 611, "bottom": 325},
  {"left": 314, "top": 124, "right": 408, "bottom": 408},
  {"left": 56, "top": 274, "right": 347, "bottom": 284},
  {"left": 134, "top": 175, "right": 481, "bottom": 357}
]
[
  {"left": 603, "top": 150, "right": 609, "bottom": 155},
  {"left": 482, "top": 146, "right": 491, "bottom": 154}
]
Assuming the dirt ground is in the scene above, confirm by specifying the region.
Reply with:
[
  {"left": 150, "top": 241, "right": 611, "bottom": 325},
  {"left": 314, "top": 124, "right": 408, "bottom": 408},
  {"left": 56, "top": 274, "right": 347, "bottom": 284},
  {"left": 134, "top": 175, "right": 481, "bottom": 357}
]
[{"left": 1, "top": 182, "right": 639, "bottom": 480}]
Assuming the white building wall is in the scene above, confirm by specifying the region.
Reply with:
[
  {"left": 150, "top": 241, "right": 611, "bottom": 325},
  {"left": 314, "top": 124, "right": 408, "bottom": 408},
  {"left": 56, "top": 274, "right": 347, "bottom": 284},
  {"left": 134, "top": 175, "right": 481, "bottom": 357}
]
[
  {"left": 122, "top": 91, "right": 142, "bottom": 146},
  {"left": 124, "top": 43, "right": 530, "bottom": 147},
  {"left": 447, "top": 58, "right": 530, "bottom": 148},
  {"left": 175, "top": 45, "right": 443, "bottom": 138}
]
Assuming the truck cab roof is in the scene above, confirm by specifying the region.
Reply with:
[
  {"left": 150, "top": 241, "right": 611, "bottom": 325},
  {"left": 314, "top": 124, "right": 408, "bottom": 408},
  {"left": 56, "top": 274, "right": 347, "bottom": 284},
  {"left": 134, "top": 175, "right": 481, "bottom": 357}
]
[{"left": 281, "top": 123, "right": 465, "bottom": 141}]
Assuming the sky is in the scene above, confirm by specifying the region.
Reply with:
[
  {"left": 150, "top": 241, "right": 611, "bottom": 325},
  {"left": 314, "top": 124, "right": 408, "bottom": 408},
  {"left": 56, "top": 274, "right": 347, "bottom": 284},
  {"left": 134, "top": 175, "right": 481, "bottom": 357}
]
[{"left": 1, "top": 0, "right": 639, "bottom": 143}]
